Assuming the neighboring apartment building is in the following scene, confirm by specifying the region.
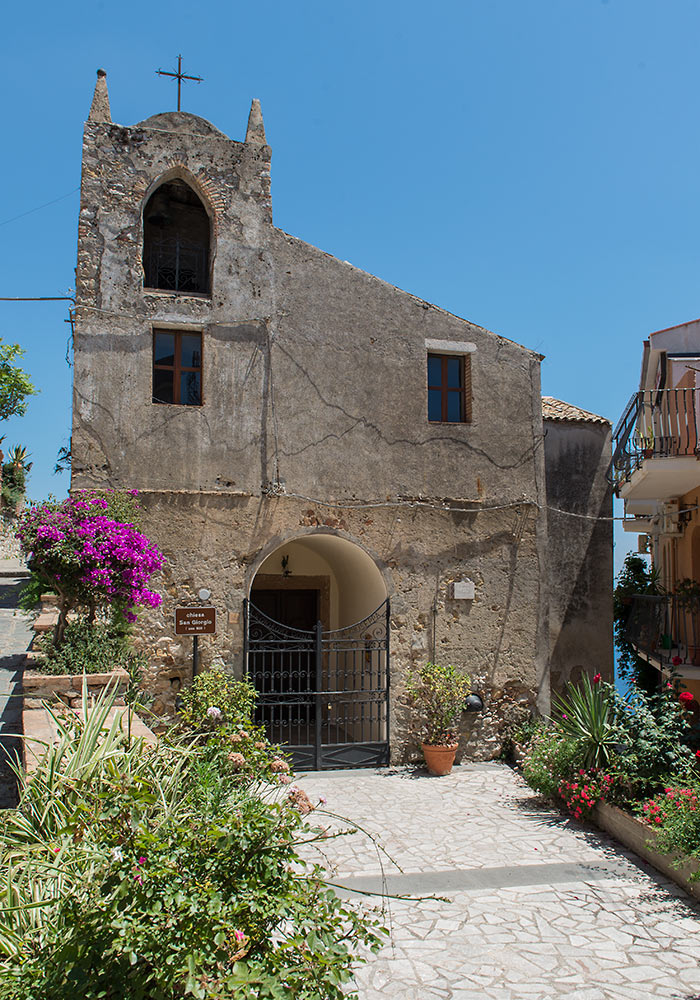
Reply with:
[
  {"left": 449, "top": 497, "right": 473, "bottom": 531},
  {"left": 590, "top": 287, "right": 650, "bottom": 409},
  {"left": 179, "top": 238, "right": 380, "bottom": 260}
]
[
  {"left": 70, "top": 71, "right": 613, "bottom": 767},
  {"left": 613, "top": 318, "right": 700, "bottom": 708}
]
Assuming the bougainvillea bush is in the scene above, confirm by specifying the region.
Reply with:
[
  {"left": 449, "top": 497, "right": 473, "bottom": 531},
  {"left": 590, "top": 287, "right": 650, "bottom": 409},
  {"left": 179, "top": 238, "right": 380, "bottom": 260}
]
[
  {"left": 0, "top": 687, "right": 384, "bottom": 999},
  {"left": 16, "top": 490, "right": 164, "bottom": 647}
]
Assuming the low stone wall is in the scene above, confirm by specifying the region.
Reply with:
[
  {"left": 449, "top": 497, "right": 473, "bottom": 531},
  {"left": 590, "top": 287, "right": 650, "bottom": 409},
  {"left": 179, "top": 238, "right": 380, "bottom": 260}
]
[
  {"left": 23, "top": 703, "right": 157, "bottom": 771},
  {"left": 0, "top": 514, "right": 23, "bottom": 561},
  {"left": 22, "top": 668, "right": 156, "bottom": 772},
  {"left": 592, "top": 802, "right": 700, "bottom": 903},
  {"left": 23, "top": 669, "right": 129, "bottom": 709}
]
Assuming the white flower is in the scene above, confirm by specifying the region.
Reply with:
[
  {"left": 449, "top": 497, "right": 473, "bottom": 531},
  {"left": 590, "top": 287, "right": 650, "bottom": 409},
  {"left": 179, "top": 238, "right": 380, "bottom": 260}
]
[
  {"left": 206, "top": 706, "right": 222, "bottom": 720},
  {"left": 111, "top": 847, "right": 124, "bottom": 862}
]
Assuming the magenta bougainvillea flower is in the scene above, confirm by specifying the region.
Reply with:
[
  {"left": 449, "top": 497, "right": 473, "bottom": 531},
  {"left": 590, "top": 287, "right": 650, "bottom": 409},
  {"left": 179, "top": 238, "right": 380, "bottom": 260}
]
[{"left": 16, "top": 491, "right": 164, "bottom": 628}]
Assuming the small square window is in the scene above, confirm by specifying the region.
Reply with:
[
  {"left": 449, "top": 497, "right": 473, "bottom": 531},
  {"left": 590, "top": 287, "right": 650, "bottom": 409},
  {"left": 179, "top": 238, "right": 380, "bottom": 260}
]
[
  {"left": 427, "top": 353, "right": 471, "bottom": 423},
  {"left": 153, "top": 330, "right": 202, "bottom": 405}
]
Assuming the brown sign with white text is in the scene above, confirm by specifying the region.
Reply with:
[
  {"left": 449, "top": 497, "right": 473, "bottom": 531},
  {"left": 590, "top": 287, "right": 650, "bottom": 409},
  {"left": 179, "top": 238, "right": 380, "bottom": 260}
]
[{"left": 174, "top": 607, "right": 217, "bottom": 635}]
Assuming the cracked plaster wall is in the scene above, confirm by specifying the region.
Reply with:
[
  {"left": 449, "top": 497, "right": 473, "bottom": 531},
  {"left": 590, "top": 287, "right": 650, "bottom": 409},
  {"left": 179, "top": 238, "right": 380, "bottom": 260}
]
[{"left": 71, "top": 109, "right": 556, "bottom": 759}]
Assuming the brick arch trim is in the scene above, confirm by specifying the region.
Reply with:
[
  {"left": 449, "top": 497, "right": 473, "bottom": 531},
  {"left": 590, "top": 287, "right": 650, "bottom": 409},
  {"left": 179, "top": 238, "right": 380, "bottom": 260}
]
[{"left": 137, "top": 162, "right": 226, "bottom": 238}]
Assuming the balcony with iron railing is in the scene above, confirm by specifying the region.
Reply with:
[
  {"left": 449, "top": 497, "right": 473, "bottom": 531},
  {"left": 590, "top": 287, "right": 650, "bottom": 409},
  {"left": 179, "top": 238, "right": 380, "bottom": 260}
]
[
  {"left": 624, "top": 594, "right": 700, "bottom": 677},
  {"left": 611, "top": 388, "right": 700, "bottom": 500}
]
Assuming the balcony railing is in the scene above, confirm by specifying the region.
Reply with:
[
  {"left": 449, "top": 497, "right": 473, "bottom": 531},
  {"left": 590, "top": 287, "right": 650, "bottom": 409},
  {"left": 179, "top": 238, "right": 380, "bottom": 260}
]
[
  {"left": 611, "top": 388, "right": 700, "bottom": 490},
  {"left": 624, "top": 594, "right": 700, "bottom": 671}
]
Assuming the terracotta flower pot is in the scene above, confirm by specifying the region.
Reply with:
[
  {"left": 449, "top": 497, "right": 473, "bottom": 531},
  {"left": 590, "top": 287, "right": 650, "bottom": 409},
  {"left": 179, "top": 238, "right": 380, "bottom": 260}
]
[{"left": 421, "top": 742, "right": 458, "bottom": 776}]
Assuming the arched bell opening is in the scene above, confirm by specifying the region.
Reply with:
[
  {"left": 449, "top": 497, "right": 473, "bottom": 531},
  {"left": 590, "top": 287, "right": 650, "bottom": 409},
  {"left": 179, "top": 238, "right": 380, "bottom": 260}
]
[
  {"left": 244, "top": 533, "right": 390, "bottom": 769},
  {"left": 143, "top": 179, "right": 211, "bottom": 294}
]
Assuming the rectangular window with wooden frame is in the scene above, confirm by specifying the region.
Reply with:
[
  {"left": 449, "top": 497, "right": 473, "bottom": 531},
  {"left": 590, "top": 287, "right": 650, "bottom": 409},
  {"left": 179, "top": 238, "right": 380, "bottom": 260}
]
[
  {"left": 152, "top": 329, "right": 202, "bottom": 406},
  {"left": 427, "top": 353, "right": 471, "bottom": 423}
]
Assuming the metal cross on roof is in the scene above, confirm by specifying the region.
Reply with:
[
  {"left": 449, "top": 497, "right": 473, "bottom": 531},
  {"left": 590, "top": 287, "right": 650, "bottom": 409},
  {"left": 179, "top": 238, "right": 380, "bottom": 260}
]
[{"left": 156, "top": 55, "right": 203, "bottom": 112}]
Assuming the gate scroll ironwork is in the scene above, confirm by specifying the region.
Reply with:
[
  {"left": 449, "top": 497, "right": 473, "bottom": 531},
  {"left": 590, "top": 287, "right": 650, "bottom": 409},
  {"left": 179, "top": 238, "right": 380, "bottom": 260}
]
[{"left": 243, "top": 599, "right": 390, "bottom": 770}]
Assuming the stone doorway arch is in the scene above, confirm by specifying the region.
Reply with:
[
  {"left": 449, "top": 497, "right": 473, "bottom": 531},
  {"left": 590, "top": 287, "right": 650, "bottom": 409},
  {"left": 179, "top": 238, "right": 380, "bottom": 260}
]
[{"left": 244, "top": 533, "right": 390, "bottom": 769}]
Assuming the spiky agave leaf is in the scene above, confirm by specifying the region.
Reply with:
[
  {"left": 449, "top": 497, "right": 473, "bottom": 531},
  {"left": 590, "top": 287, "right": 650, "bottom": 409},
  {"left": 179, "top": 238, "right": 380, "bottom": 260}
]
[{"left": 552, "top": 673, "right": 620, "bottom": 770}]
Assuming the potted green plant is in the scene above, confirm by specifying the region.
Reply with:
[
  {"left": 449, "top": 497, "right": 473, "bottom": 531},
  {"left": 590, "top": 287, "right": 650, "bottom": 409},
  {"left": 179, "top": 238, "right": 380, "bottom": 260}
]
[
  {"left": 640, "top": 423, "right": 656, "bottom": 459},
  {"left": 406, "top": 661, "right": 471, "bottom": 775}
]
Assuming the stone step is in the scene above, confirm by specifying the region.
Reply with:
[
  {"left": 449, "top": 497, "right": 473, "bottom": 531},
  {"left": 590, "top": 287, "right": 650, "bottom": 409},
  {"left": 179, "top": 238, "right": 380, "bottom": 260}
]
[{"left": 0, "top": 569, "right": 30, "bottom": 579}]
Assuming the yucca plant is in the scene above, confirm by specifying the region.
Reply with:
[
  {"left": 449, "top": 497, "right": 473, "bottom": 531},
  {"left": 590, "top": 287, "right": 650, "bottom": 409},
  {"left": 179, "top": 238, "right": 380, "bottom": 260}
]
[
  {"left": 552, "top": 673, "right": 620, "bottom": 769},
  {"left": 0, "top": 679, "right": 191, "bottom": 961},
  {"left": 6, "top": 446, "right": 31, "bottom": 472}
]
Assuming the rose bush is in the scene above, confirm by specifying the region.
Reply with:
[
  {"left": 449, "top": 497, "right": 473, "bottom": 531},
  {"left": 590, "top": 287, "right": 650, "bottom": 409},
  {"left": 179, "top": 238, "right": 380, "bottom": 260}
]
[
  {"left": 558, "top": 770, "right": 615, "bottom": 820},
  {"left": 177, "top": 666, "right": 294, "bottom": 789}
]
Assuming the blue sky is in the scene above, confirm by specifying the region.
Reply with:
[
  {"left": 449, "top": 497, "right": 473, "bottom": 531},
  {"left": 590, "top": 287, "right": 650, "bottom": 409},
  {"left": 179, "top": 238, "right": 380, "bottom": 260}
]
[{"left": 2, "top": 0, "right": 700, "bottom": 574}]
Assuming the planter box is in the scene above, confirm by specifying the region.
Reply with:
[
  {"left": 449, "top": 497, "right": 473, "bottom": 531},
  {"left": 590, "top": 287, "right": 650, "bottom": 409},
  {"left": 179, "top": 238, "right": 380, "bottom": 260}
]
[
  {"left": 592, "top": 802, "right": 700, "bottom": 903},
  {"left": 23, "top": 668, "right": 129, "bottom": 709}
]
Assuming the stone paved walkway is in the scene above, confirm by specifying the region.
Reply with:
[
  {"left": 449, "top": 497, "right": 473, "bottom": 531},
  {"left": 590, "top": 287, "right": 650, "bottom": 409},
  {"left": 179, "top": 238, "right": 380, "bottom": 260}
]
[
  {"left": 0, "top": 570, "right": 32, "bottom": 809},
  {"left": 298, "top": 764, "right": 700, "bottom": 1000}
]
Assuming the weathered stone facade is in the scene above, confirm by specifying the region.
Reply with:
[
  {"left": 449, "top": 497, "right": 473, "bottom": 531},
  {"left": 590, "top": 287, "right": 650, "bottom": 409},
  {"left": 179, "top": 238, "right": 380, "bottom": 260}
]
[
  {"left": 542, "top": 399, "right": 613, "bottom": 693},
  {"left": 70, "top": 73, "right": 612, "bottom": 763}
]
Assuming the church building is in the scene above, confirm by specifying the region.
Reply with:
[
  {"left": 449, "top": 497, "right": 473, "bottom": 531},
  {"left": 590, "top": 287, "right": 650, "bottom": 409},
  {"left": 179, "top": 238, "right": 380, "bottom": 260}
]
[{"left": 70, "top": 70, "right": 613, "bottom": 767}]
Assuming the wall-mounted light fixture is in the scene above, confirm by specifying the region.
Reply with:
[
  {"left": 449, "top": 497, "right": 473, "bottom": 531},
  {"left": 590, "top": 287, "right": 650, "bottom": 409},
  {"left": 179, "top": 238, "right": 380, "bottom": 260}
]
[{"left": 464, "top": 693, "right": 484, "bottom": 713}]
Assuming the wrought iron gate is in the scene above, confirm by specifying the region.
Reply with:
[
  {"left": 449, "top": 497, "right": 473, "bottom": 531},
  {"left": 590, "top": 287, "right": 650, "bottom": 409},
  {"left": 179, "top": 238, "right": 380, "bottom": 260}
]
[{"left": 243, "top": 599, "right": 390, "bottom": 770}]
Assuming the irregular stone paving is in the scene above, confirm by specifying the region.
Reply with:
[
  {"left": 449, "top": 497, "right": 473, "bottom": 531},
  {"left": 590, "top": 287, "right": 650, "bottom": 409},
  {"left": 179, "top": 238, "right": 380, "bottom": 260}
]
[{"left": 297, "top": 764, "right": 700, "bottom": 999}]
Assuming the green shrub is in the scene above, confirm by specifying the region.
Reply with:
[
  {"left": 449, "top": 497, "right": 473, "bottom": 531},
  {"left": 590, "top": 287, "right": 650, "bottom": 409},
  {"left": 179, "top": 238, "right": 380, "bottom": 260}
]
[
  {"left": 510, "top": 715, "right": 545, "bottom": 747},
  {"left": 1, "top": 463, "right": 25, "bottom": 511},
  {"left": 500, "top": 715, "right": 546, "bottom": 762},
  {"left": 641, "top": 784, "right": 700, "bottom": 875},
  {"left": 177, "top": 665, "right": 256, "bottom": 730},
  {"left": 34, "top": 619, "right": 147, "bottom": 677},
  {"left": 406, "top": 661, "right": 470, "bottom": 744},
  {"left": 177, "top": 667, "right": 292, "bottom": 788},
  {"left": 0, "top": 686, "right": 385, "bottom": 998},
  {"left": 611, "top": 684, "right": 696, "bottom": 799},
  {"left": 521, "top": 725, "right": 586, "bottom": 800}
]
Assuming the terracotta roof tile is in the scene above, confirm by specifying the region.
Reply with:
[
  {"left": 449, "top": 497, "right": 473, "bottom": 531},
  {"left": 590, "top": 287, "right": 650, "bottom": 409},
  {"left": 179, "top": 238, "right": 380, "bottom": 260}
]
[{"left": 542, "top": 396, "right": 610, "bottom": 425}]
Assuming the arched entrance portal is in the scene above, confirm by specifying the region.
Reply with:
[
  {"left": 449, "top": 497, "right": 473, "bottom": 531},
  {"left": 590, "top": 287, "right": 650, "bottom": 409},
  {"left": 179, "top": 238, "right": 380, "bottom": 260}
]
[{"left": 244, "top": 534, "right": 390, "bottom": 769}]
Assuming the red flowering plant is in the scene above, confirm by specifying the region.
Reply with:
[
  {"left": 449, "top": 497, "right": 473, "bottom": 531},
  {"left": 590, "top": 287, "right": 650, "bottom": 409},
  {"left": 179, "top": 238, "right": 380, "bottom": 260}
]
[
  {"left": 17, "top": 490, "right": 164, "bottom": 648},
  {"left": 641, "top": 784, "right": 700, "bottom": 875},
  {"left": 558, "top": 770, "right": 615, "bottom": 820},
  {"left": 607, "top": 679, "right": 698, "bottom": 802}
]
